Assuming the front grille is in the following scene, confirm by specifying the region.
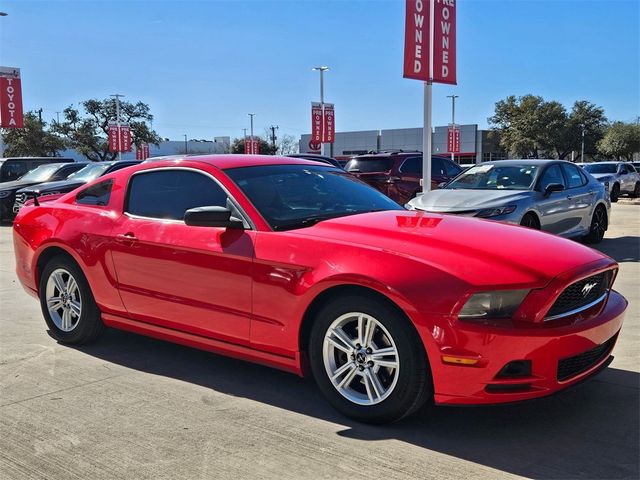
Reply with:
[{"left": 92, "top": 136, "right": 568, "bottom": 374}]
[
  {"left": 546, "top": 271, "right": 611, "bottom": 320},
  {"left": 557, "top": 335, "right": 616, "bottom": 381}
]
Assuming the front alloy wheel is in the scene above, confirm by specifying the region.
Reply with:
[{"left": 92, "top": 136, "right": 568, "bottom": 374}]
[{"left": 323, "top": 313, "right": 400, "bottom": 405}]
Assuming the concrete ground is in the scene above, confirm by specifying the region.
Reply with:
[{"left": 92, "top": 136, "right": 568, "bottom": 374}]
[{"left": 0, "top": 205, "right": 638, "bottom": 480}]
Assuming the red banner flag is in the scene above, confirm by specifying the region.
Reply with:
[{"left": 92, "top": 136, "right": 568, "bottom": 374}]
[
  {"left": 311, "top": 102, "right": 323, "bottom": 145},
  {"left": 403, "top": 0, "right": 431, "bottom": 81},
  {"left": 252, "top": 138, "right": 260, "bottom": 154},
  {"left": 109, "top": 124, "right": 119, "bottom": 152},
  {"left": 433, "top": 0, "right": 457, "bottom": 84},
  {"left": 120, "top": 124, "right": 131, "bottom": 152},
  {"left": 142, "top": 143, "right": 149, "bottom": 159},
  {"left": 323, "top": 103, "right": 335, "bottom": 143},
  {"left": 136, "top": 146, "right": 143, "bottom": 160},
  {"left": 447, "top": 126, "right": 460, "bottom": 153},
  {"left": 0, "top": 76, "right": 24, "bottom": 128}
]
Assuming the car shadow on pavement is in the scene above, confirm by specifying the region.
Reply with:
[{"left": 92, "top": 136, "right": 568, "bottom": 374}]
[
  {"left": 596, "top": 236, "right": 640, "bottom": 263},
  {"left": 72, "top": 329, "right": 640, "bottom": 480}
]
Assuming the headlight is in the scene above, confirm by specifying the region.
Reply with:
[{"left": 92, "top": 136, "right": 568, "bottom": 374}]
[
  {"left": 458, "top": 290, "right": 529, "bottom": 320},
  {"left": 475, "top": 205, "right": 517, "bottom": 218},
  {"left": 0, "top": 191, "right": 11, "bottom": 198}
]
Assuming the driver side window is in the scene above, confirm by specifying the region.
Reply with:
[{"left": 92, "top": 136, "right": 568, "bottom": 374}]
[
  {"left": 126, "top": 170, "right": 228, "bottom": 221},
  {"left": 538, "top": 165, "right": 565, "bottom": 191}
]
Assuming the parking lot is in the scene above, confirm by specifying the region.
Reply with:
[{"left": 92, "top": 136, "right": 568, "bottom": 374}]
[{"left": 0, "top": 204, "right": 638, "bottom": 480}]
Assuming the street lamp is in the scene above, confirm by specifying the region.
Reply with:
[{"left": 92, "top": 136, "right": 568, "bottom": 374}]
[
  {"left": 446, "top": 94, "right": 459, "bottom": 163},
  {"left": 312, "top": 66, "right": 329, "bottom": 155},
  {"left": 581, "top": 124, "right": 586, "bottom": 163}
]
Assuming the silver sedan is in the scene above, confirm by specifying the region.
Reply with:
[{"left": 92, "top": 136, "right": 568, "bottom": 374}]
[{"left": 407, "top": 159, "right": 611, "bottom": 243}]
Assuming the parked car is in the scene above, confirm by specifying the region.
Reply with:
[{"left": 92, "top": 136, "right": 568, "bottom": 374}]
[
  {"left": 344, "top": 151, "right": 463, "bottom": 204},
  {"left": 581, "top": 161, "right": 640, "bottom": 201},
  {"left": 0, "top": 157, "right": 74, "bottom": 183},
  {"left": 631, "top": 162, "right": 640, "bottom": 172},
  {"left": 407, "top": 160, "right": 610, "bottom": 243},
  {"left": 13, "top": 155, "right": 627, "bottom": 423},
  {"left": 13, "top": 160, "right": 141, "bottom": 214},
  {"left": 286, "top": 153, "right": 342, "bottom": 169},
  {"left": 0, "top": 162, "right": 87, "bottom": 222}
]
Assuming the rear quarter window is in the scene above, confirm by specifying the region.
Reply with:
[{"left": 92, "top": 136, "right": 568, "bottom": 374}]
[{"left": 75, "top": 179, "right": 114, "bottom": 206}]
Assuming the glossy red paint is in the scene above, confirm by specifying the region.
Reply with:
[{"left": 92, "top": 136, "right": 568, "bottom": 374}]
[{"left": 12, "top": 156, "right": 627, "bottom": 405}]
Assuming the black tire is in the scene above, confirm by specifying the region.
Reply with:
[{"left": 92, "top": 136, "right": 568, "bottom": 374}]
[
  {"left": 610, "top": 183, "right": 620, "bottom": 203},
  {"left": 583, "top": 205, "right": 608, "bottom": 244},
  {"left": 309, "top": 294, "right": 432, "bottom": 424},
  {"left": 632, "top": 182, "right": 640, "bottom": 198},
  {"left": 39, "top": 255, "right": 104, "bottom": 344},
  {"left": 520, "top": 212, "right": 540, "bottom": 229}
]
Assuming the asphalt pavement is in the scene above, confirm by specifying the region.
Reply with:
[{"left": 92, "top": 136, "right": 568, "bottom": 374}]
[{"left": 0, "top": 204, "right": 638, "bottom": 480}]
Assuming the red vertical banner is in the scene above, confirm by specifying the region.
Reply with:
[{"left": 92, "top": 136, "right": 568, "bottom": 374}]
[
  {"left": 136, "top": 146, "right": 143, "bottom": 160},
  {"left": 119, "top": 124, "right": 131, "bottom": 152},
  {"left": 447, "top": 126, "right": 460, "bottom": 153},
  {"left": 109, "top": 123, "right": 119, "bottom": 152},
  {"left": 244, "top": 137, "right": 251, "bottom": 154},
  {"left": 323, "top": 103, "right": 335, "bottom": 143},
  {"left": 253, "top": 139, "right": 260, "bottom": 154},
  {"left": 142, "top": 143, "right": 149, "bottom": 159},
  {"left": 403, "top": 0, "right": 431, "bottom": 81},
  {"left": 0, "top": 76, "right": 24, "bottom": 128},
  {"left": 433, "top": 0, "right": 457, "bottom": 84},
  {"left": 311, "top": 102, "right": 323, "bottom": 145}
]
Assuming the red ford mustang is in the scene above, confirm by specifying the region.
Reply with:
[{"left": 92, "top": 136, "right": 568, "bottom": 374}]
[{"left": 13, "top": 155, "right": 627, "bottom": 423}]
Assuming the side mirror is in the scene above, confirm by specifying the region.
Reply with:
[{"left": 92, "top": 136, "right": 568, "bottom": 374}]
[
  {"left": 544, "top": 183, "right": 565, "bottom": 196},
  {"left": 184, "top": 206, "right": 244, "bottom": 228}
]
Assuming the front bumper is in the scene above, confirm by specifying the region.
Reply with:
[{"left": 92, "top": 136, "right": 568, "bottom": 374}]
[{"left": 429, "top": 290, "right": 627, "bottom": 405}]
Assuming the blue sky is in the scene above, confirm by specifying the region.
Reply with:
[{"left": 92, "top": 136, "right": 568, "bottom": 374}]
[{"left": 1, "top": 0, "right": 638, "bottom": 141}]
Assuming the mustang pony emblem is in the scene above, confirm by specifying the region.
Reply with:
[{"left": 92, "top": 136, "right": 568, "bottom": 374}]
[{"left": 581, "top": 282, "right": 598, "bottom": 297}]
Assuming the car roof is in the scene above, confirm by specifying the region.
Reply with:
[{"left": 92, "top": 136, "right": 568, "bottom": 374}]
[
  {"left": 143, "top": 154, "right": 335, "bottom": 170},
  {"left": 585, "top": 161, "right": 622, "bottom": 165},
  {"left": 476, "top": 159, "right": 563, "bottom": 167}
]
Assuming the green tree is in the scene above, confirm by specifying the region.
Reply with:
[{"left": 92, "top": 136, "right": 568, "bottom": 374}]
[
  {"left": 1, "top": 112, "right": 66, "bottom": 157},
  {"left": 488, "top": 95, "right": 606, "bottom": 160},
  {"left": 597, "top": 122, "right": 640, "bottom": 161},
  {"left": 230, "top": 137, "right": 277, "bottom": 155},
  {"left": 52, "top": 98, "right": 161, "bottom": 161}
]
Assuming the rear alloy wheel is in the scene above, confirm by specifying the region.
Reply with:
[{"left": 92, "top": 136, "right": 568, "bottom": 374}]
[
  {"left": 610, "top": 183, "right": 620, "bottom": 203},
  {"left": 583, "top": 206, "right": 607, "bottom": 244},
  {"left": 309, "top": 295, "right": 431, "bottom": 424},
  {"left": 39, "top": 256, "right": 104, "bottom": 344},
  {"left": 520, "top": 212, "right": 540, "bottom": 229}
]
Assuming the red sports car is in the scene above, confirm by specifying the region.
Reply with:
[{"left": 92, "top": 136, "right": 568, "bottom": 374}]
[{"left": 13, "top": 155, "right": 627, "bottom": 423}]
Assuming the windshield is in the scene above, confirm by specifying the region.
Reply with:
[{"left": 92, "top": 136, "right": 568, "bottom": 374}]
[
  {"left": 446, "top": 164, "right": 538, "bottom": 190},
  {"left": 582, "top": 163, "right": 617, "bottom": 174},
  {"left": 67, "top": 163, "right": 111, "bottom": 182},
  {"left": 18, "top": 164, "right": 62, "bottom": 183},
  {"left": 345, "top": 157, "right": 395, "bottom": 173},
  {"left": 226, "top": 165, "right": 402, "bottom": 230}
]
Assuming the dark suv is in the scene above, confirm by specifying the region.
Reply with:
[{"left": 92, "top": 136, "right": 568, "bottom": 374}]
[
  {"left": 344, "top": 151, "right": 463, "bottom": 204},
  {"left": 0, "top": 157, "right": 74, "bottom": 183}
]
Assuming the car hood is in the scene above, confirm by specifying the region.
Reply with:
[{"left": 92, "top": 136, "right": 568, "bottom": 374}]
[
  {"left": 292, "top": 211, "right": 609, "bottom": 288},
  {"left": 0, "top": 179, "right": 44, "bottom": 193},
  {"left": 17, "top": 179, "right": 86, "bottom": 194},
  {"left": 410, "top": 189, "right": 531, "bottom": 211},
  {"left": 589, "top": 173, "right": 615, "bottom": 181}
]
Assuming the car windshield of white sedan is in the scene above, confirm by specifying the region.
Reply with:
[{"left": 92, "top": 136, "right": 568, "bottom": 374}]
[
  {"left": 66, "top": 163, "right": 111, "bottom": 182},
  {"left": 17, "top": 164, "right": 61, "bottom": 183},
  {"left": 226, "top": 165, "right": 402, "bottom": 230},
  {"left": 446, "top": 164, "right": 538, "bottom": 190},
  {"left": 583, "top": 164, "right": 617, "bottom": 174}
]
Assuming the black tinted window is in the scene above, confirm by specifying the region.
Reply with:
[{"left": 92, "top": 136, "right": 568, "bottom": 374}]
[
  {"left": 345, "top": 157, "right": 395, "bottom": 173},
  {"left": 76, "top": 179, "right": 113, "bottom": 206},
  {"left": 400, "top": 157, "right": 421, "bottom": 175},
  {"left": 1, "top": 161, "right": 30, "bottom": 181},
  {"left": 444, "top": 159, "right": 463, "bottom": 177},
  {"left": 561, "top": 163, "right": 587, "bottom": 188},
  {"left": 539, "top": 164, "right": 565, "bottom": 191},
  {"left": 126, "top": 170, "right": 227, "bottom": 220}
]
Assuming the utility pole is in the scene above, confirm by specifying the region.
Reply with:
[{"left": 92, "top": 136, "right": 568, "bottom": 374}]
[
  {"left": 312, "top": 66, "right": 329, "bottom": 156},
  {"left": 55, "top": 111, "right": 61, "bottom": 123},
  {"left": 581, "top": 124, "right": 586, "bottom": 163},
  {"left": 110, "top": 94, "right": 125, "bottom": 161},
  {"left": 446, "top": 95, "right": 458, "bottom": 163},
  {"left": 270, "top": 125, "right": 279, "bottom": 152},
  {"left": 248, "top": 114, "right": 255, "bottom": 154},
  {"left": 184, "top": 134, "right": 188, "bottom": 154}
]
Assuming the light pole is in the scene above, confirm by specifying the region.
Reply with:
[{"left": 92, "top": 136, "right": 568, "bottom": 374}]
[
  {"left": 580, "top": 124, "right": 586, "bottom": 163},
  {"left": 248, "top": 113, "right": 255, "bottom": 154},
  {"left": 312, "top": 66, "right": 329, "bottom": 155},
  {"left": 184, "top": 134, "right": 188, "bottom": 154},
  {"left": 110, "top": 94, "right": 124, "bottom": 161},
  {"left": 446, "top": 94, "right": 459, "bottom": 163}
]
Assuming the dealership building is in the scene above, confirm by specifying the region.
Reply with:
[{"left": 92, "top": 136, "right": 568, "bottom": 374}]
[{"left": 299, "top": 124, "right": 506, "bottom": 164}]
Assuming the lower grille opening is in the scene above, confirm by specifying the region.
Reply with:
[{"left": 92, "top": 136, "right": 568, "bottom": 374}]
[
  {"left": 557, "top": 335, "right": 617, "bottom": 382},
  {"left": 496, "top": 360, "right": 532, "bottom": 378}
]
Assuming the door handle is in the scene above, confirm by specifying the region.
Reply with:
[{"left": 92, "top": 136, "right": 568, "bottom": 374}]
[{"left": 115, "top": 232, "right": 137, "bottom": 244}]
